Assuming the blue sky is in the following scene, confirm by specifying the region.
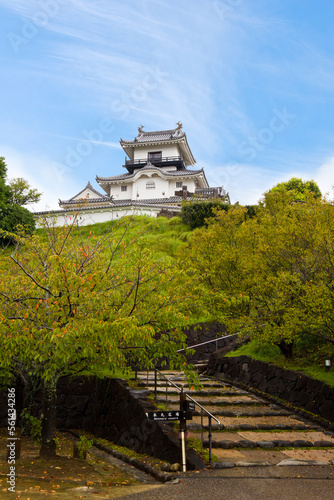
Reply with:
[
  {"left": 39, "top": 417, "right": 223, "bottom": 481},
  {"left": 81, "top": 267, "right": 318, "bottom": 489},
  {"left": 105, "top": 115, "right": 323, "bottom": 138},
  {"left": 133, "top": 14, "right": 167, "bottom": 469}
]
[{"left": 1, "top": 0, "right": 334, "bottom": 211}]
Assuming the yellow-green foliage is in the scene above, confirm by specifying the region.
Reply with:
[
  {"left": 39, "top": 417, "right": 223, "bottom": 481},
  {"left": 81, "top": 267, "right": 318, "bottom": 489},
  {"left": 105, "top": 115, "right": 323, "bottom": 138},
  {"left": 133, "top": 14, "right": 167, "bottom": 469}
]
[
  {"left": 185, "top": 193, "right": 334, "bottom": 362},
  {"left": 0, "top": 214, "right": 205, "bottom": 455}
]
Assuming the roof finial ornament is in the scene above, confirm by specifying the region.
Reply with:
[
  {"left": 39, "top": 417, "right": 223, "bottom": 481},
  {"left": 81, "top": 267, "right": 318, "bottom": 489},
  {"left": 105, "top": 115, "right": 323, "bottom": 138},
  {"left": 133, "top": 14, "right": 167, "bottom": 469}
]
[
  {"left": 176, "top": 121, "right": 183, "bottom": 130},
  {"left": 138, "top": 125, "right": 144, "bottom": 133}
]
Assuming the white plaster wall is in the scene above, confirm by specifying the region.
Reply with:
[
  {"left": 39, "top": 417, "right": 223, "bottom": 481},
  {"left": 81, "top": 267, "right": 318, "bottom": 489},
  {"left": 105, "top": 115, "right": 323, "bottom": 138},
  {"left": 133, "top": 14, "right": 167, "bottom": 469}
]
[
  {"left": 133, "top": 174, "right": 170, "bottom": 199},
  {"left": 35, "top": 206, "right": 163, "bottom": 228},
  {"left": 107, "top": 175, "right": 200, "bottom": 202},
  {"left": 133, "top": 144, "right": 180, "bottom": 161},
  {"left": 168, "top": 178, "right": 197, "bottom": 194},
  {"left": 110, "top": 183, "right": 133, "bottom": 200},
  {"left": 73, "top": 188, "right": 103, "bottom": 200}
]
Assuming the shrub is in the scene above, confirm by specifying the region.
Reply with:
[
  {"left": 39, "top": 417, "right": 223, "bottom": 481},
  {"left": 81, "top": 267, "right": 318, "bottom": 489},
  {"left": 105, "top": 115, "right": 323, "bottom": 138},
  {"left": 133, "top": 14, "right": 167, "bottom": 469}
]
[
  {"left": 0, "top": 203, "right": 35, "bottom": 244},
  {"left": 181, "top": 200, "right": 229, "bottom": 229}
]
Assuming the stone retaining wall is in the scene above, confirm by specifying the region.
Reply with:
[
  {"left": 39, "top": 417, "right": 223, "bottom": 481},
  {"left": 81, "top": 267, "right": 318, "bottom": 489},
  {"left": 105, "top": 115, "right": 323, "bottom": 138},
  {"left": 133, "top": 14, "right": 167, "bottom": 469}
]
[
  {"left": 0, "top": 376, "right": 204, "bottom": 470},
  {"left": 182, "top": 322, "right": 237, "bottom": 361},
  {"left": 207, "top": 354, "right": 334, "bottom": 424}
]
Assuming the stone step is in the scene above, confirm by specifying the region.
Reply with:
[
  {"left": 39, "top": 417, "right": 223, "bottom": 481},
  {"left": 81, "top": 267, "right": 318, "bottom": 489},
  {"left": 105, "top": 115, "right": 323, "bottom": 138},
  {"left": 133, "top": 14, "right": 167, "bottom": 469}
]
[
  {"left": 149, "top": 388, "right": 248, "bottom": 397},
  {"left": 160, "top": 402, "right": 288, "bottom": 416},
  {"left": 145, "top": 380, "right": 244, "bottom": 389},
  {"left": 188, "top": 429, "right": 330, "bottom": 445},
  {"left": 186, "top": 415, "right": 314, "bottom": 430},
  {"left": 159, "top": 403, "right": 290, "bottom": 417},
  {"left": 146, "top": 386, "right": 245, "bottom": 394},
  {"left": 146, "top": 377, "right": 241, "bottom": 386},
  {"left": 203, "top": 439, "right": 334, "bottom": 449},
  {"left": 154, "top": 395, "right": 266, "bottom": 406},
  {"left": 137, "top": 371, "right": 334, "bottom": 467},
  {"left": 210, "top": 448, "right": 334, "bottom": 466},
  {"left": 187, "top": 422, "right": 316, "bottom": 432}
]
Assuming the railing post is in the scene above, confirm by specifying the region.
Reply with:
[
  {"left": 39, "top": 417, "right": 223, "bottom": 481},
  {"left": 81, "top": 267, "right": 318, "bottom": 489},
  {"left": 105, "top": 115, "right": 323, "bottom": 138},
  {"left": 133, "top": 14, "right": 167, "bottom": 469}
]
[
  {"left": 201, "top": 408, "right": 203, "bottom": 454},
  {"left": 208, "top": 416, "right": 212, "bottom": 464},
  {"left": 154, "top": 369, "right": 157, "bottom": 401},
  {"left": 180, "top": 389, "right": 187, "bottom": 472}
]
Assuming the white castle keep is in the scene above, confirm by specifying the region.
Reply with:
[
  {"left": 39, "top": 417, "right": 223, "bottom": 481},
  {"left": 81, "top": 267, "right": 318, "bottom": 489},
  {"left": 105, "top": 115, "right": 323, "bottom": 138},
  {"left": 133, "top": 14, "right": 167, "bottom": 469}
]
[{"left": 36, "top": 123, "right": 229, "bottom": 226}]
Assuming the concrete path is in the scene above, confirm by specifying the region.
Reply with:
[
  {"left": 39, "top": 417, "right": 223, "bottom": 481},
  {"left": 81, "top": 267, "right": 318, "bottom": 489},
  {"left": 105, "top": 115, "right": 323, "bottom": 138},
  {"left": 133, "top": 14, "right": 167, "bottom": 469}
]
[{"left": 120, "top": 465, "right": 334, "bottom": 500}]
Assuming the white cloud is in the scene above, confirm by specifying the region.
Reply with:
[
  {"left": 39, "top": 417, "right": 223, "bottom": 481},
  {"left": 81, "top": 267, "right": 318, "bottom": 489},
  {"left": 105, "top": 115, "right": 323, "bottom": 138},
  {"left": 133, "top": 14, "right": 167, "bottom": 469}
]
[
  {"left": 204, "top": 161, "right": 274, "bottom": 205},
  {"left": 2, "top": 147, "right": 81, "bottom": 212},
  {"left": 315, "top": 156, "right": 334, "bottom": 199}
]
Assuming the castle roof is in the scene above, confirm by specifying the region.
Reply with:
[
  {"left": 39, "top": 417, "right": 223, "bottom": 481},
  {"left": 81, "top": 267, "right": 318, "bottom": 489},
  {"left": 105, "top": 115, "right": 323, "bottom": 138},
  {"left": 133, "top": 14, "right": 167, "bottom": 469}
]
[
  {"left": 96, "top": 163, "right": 205, "bottom": 183},
  {"left": 120, "top": 123, "right": 196, "bottom": 166},
  {"left": 58, "top": 181, "right": 113, "bottom": 207}
]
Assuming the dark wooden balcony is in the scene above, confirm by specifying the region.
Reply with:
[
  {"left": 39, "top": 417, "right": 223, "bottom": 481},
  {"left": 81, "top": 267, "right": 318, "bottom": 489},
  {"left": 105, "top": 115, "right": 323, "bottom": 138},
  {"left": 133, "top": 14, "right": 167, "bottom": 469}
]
[{"left": 123, "top": 155, "right": 186, "bottom": 172}]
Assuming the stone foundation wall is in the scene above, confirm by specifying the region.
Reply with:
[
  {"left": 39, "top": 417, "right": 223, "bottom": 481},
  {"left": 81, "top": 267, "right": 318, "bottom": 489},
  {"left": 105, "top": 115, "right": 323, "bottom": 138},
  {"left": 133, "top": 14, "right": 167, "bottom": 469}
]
[
  {"left": 207, "top": 354, "right": 334, "bottom": 424},
  {"left": 0, "top": 376, "right": 204, "bottom": 469}
]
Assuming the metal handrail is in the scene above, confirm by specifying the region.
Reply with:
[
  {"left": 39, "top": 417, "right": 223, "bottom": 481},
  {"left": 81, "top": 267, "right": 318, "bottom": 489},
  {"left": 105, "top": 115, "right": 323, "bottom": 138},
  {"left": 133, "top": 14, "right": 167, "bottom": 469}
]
[
  {"left": 177, "top": 333, "right": 238, "bottom": 353},
  {"left": 154, "top": 368, "right": 220, "bottom": 425},
  {"left": 125, "top": 155, "right": 183, "bottom": 165}
]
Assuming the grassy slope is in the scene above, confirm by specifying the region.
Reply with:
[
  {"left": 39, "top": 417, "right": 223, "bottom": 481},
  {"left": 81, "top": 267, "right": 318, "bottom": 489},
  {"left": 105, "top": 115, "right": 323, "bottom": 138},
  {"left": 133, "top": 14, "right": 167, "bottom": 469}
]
[{"left": 37, "top": 215, "right": 193, "bottom": 258}]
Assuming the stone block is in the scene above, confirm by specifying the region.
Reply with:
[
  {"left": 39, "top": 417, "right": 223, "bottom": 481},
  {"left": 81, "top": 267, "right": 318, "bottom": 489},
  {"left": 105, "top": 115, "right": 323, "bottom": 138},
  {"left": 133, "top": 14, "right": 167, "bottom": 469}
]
[
  {"left": 236, "top": 440, "right": 256, "bottom": 448},
  {"left": 273, "top": 440, "right": 292, "bottom": 447},
  {"left": 211, "top": 462, "right": 235, "bottom": 469},
  {"left": 218, "top": 440, "right": 235, "bottom": 449},
  {"left": 256, "top": 440, "right": 275, "bottom": 449},
  {"left": 292, "top": 440, "right": 313, "bottom": 447},
  {"left": 313, "top": 440, "right": 334, "bottom": 447}
]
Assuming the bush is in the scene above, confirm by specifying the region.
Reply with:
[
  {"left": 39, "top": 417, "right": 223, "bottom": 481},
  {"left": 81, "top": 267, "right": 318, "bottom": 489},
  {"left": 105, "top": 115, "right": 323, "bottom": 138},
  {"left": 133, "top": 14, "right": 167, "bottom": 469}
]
[
  {"left": 244, "top": 205, "right": 258, "bottom": 219},
  {"left": 0, "top": 203, "right": 35, "bottom": 244},
  {"left": 181, "top": 200, "right": 229, "bottom": 229}
]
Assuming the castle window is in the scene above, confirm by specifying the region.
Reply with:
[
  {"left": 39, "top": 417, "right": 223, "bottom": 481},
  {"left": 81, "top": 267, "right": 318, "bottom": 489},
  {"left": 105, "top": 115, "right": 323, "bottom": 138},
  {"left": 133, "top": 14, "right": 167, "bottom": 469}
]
[
  {"left": 148, "top": 151, "right": 162, "bottom": 162},
  {"left": 121, "top": 185, "right": 127, "bottom": 192},
  {"left": 176, "top": 182, "right": 182, "bottom": 188},
  {"left": 146, "top": 181, "right": 155, "bottom": 190}
]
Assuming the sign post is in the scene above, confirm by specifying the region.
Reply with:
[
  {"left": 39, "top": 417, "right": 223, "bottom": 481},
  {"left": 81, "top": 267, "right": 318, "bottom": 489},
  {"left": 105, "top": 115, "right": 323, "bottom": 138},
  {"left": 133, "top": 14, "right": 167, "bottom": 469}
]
[
  {"left": 145, "top": 393, "right": 195, "bottom": 473},
  {"left": 180, "top": 389, "right": 187, "bottom": 472}
]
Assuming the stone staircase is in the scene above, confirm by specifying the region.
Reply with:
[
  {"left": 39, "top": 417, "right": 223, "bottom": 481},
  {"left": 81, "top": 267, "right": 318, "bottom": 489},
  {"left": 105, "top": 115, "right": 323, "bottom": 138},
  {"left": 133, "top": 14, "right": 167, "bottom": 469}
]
[{"left": 137, "top": 370, "right": 334, "bottom": 468}]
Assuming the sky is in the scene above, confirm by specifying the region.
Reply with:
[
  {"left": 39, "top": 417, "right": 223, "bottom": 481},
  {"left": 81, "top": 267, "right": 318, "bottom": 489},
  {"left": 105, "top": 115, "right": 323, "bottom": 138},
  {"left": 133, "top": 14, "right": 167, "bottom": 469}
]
[{"left": 1, "top": 0, "right": 334, "bottom": 212}]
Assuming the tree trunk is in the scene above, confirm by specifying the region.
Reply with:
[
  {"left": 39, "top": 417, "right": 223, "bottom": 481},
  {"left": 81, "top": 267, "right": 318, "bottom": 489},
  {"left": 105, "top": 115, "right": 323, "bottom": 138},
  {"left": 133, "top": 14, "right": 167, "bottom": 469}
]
[
  {"left": 278, "top": 340, "right": 294, "bottom": 359},
  {"left": 21, "top": 374, "right": 42, "bottom": 436},
  {"left": 39, "top": 379, "right": 57, "bottom": 459}
]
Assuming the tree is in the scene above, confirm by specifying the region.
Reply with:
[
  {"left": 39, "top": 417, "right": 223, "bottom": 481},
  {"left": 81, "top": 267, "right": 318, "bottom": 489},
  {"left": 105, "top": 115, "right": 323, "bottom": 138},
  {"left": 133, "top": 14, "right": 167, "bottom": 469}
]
[
  {"left": 181, "top": 199, "right": 229, "bottom": 229},
  {"left": 0, "top": 216, "right": 199, "bottom": 458},
  {"left": 267, "top": 177, "right": 321, "bottom": 200},
  {"left": 8, "top": 177, "right": 42, "bottom": 206},
  {"left": 185, "top": 192, "right": 334, "bottom": 360},
  {"left": 0, "top": 157, "right": 11, "bottom": 203},
  {"left": 0, "top": 204, "right": 35, "bottom": 243},
  {"left": 0, "top": 158, "right": 37, "bottom": 244}
]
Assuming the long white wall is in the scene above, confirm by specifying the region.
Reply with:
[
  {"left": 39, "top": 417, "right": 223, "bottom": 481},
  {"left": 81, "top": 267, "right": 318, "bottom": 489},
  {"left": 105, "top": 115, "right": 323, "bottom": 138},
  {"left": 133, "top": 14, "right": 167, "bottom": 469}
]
[{"left": 35, "top": 205, "right": 165, "bottom": 228}]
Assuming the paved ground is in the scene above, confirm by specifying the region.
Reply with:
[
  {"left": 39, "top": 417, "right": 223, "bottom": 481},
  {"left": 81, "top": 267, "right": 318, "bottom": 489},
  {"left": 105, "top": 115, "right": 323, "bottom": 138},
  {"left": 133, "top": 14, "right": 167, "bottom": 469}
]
[{"left": 119, "top": 466, "right": 334, "bottom": 500}]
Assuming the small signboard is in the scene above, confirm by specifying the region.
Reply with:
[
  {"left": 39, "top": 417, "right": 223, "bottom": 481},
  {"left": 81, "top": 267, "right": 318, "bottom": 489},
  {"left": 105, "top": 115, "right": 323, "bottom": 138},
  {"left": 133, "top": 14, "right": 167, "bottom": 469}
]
[
  {"left": 146, "top": 411, "right": 191, "bottom": 421},
  {"left": 185, "top": 401, "right": 196, "bottom": 412}
]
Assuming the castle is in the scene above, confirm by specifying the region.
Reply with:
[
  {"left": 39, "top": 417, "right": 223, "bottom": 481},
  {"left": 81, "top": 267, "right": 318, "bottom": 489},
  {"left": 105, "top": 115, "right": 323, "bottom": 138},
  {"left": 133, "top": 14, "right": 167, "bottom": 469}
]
[{"left": 36, "top": 123, "right": 229, "bottom": 226}]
